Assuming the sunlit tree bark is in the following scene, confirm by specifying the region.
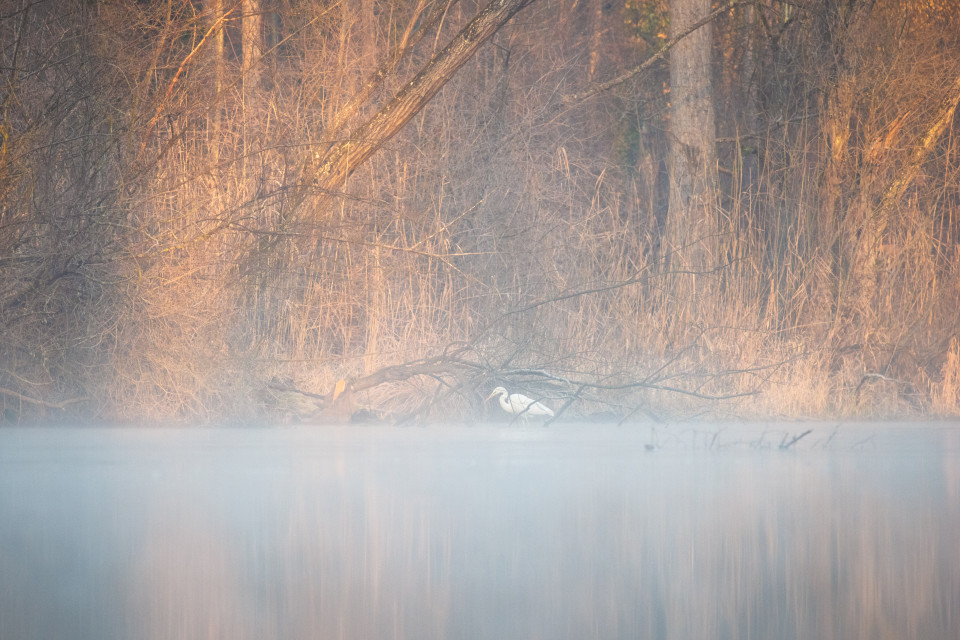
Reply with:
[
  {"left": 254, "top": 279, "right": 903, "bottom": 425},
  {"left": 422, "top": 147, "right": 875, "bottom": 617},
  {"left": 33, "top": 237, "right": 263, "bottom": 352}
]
[
  {"left": 664, "top": 0, "right": 717, "bottom": 279},
  {"left": 241, "top": 0, "right": 261, "bottom": 188},
  {"left": 204, "top": 0, "right": 225, "bottom": 164}
]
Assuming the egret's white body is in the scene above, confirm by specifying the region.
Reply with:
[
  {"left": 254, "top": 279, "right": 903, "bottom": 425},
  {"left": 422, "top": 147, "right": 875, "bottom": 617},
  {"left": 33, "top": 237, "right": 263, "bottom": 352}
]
[{"left": 486, "top": 386, "right": 554, "bottom": 421}]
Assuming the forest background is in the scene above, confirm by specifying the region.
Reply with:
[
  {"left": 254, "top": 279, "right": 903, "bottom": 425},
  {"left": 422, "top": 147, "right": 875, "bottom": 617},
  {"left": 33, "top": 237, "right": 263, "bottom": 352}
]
[{"left": 1, "top": 0, "right": 959, "bottom": 425}]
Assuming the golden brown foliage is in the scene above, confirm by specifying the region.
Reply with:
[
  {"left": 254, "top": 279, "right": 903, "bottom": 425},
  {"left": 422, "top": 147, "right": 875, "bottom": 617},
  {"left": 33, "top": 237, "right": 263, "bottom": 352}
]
[{"left": 1, "top": 0, "right": 958, "bottom": 423}]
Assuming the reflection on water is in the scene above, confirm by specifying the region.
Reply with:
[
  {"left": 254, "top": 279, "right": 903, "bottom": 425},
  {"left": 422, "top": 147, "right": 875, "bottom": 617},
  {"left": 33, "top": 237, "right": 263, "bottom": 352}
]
[{"left": 1, "top": 424, "right": 958, "bottom": 640}]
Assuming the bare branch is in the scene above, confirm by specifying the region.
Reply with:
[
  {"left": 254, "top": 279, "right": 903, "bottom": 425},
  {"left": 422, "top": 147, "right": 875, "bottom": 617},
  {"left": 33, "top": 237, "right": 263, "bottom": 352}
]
[
  {"left": 563, "top": 0, "right": 747, "bottom": 104},
  {"left": 305, "top": 0, "right": 537, "bottom": 198},
  {"left": 0, "top": 386, "right": 86, "bottom": 410}
]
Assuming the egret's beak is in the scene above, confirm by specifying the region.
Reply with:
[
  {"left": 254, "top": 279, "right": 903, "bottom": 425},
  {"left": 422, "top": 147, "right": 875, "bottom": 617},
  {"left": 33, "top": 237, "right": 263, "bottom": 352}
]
[{"left": 485, "top": 391, "right": 497, "bottom": 401}]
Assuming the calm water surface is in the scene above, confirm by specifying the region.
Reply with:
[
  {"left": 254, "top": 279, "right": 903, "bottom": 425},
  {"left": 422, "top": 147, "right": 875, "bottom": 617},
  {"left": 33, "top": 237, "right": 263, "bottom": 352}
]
[{"left": 1, "top": 423, "right": 958, "bottom": 640}]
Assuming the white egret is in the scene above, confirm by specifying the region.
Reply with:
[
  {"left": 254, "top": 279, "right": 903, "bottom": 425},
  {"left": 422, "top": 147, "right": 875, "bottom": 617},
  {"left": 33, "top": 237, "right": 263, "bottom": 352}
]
[{"left": 486, "top": 386, "right": 554, "bottom": 421}]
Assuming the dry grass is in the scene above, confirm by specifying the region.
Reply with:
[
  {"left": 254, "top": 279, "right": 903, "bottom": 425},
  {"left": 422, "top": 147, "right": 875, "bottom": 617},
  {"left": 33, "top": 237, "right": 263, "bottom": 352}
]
[{"left": 1, "top": 0, "right": 959, "bottom": 424}]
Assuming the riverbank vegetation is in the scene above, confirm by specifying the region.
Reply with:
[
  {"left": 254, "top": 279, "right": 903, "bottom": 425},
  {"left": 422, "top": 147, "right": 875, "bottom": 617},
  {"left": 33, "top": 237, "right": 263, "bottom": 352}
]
[{"left": 1, "top": 0, "right": 959, "bottom": 424}]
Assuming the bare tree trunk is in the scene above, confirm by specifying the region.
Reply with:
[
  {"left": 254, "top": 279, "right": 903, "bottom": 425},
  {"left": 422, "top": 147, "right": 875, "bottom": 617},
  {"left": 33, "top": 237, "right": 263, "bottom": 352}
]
[
  {"left": 360, "top": 0, "right": 378, "bottom": 74},
  {"left": 811, "top": 0, "right": 868, "bottom": 328},
  {"left": 356, "top": 0, "right": 383, "bottom": 375},
  {"left": 737, "top": 1, "right": 760, "bottom": 189},
  {"left": 205, "top": 0, "right": 225, "bottom": 167},
  {"left": 664, "top": 0, "right": 717, "bottom": 280},
  {"left": 819, "top": 74, "right": 854, "bottom": 259},
  {"left": 586, "top": 0, "right": 606, "bottom": 83},
  {"left": 241, "top": 0, "right": 261, "bottom": 189},
  {"left": 241, "top": 0, "right": 261, "bottom": 96}
]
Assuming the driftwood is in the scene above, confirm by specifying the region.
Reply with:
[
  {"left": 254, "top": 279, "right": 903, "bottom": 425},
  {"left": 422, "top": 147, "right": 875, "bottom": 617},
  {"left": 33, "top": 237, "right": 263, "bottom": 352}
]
[
  {"left": 780, "top": 429, "right": 812, "bottom": 450},
  {"left": 261, "top": 340, "right": 765, "bottom": 423}
]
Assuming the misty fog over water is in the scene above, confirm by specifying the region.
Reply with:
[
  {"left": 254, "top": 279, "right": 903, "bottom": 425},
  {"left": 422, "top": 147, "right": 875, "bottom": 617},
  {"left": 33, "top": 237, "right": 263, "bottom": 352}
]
[{"left": 1, "top": 424, "right": 958, "bottom": 639}]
